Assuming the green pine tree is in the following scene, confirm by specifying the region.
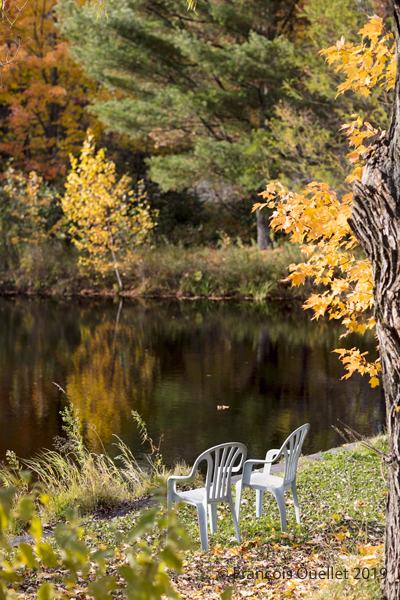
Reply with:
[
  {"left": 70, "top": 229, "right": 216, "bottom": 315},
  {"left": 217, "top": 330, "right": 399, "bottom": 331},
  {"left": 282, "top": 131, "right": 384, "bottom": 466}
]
[{"left": 58, "top": 0, "right": 389, "bottom": 247}]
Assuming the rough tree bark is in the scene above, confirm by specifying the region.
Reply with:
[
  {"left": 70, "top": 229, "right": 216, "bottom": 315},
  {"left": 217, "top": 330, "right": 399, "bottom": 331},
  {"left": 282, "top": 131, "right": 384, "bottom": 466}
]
[{"left": 349, "top": 2, "right": 400, "bottom": 597}]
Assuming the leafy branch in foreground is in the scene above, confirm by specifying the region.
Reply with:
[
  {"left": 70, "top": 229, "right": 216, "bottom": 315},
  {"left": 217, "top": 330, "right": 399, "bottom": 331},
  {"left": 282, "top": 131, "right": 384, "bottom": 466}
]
[
  {"left": 0, "top": 484, "right": 189, "bottom": 600},
  {"left": 254, "top": 15, "right": 392, "bottom": 386}
]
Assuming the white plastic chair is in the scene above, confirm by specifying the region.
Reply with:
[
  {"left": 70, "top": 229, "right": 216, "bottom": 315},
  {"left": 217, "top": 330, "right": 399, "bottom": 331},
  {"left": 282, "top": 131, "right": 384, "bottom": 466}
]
[
  {"left": 235, "top": 424, "right": 309, "bottom": 532},
  {"left": 167, "top": 442, "right": 247, "bottom": 551}
]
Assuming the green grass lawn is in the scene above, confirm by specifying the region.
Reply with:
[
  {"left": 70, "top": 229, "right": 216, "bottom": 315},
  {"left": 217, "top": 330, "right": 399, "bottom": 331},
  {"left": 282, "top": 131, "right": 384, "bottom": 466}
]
[
  {"left": 163, "top": 438, "right": 387, "bottom": 599},
  {"left": 2, "top": 436, "right": 387, "bottom": 600}
]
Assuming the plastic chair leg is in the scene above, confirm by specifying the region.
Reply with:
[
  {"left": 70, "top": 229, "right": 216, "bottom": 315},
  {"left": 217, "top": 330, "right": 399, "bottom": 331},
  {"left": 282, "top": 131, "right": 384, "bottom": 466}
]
[
  {"left": 292, "top": 482, "right": 300, "bottom": 524},
  {"left": 273, "top": 489, "right": 287, "bottom": 532},
  {"left": 235, "top": 480, "right": 243, "bottom": 519},
  {"left": 228, "top": 494, "right": 241, "bottom": 544},
  {"left": 197, "top": 504, "right": 209, "bottom": 551},
  {"left": 209, "top": 503, "right": 217, "bottom": 534},
  {"left": 255, "top": 490, "right": 264, "bottom": 518},
  {"left": 167, "top": 486, "right": 173, "bottom": 513},
  {"left": 166, "top": 485, "right": 173, "bottom": 539}
]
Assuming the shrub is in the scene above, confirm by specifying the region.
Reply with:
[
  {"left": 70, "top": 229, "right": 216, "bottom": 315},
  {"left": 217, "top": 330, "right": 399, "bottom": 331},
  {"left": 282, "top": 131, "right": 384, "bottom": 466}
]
[{"left": 0, "top": 484, "right": 189, "bottom": 599}]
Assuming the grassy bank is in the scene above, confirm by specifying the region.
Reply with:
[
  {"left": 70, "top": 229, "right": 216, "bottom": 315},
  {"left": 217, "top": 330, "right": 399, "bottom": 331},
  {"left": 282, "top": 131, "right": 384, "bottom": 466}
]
[
  {"left": 0, "top": 242, "right": 308, "bottom": 300},
  {"left": 0, "top": 407, "right": 387, "bottom": 599},
  {"left": 169, "top": 437, "right": 386, "bottom": 599}
]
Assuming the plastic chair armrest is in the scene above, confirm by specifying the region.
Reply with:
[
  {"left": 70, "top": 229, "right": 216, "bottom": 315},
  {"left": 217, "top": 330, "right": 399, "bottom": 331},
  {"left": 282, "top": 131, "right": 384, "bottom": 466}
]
[
  {"left": 265, "top": 449, "right": 283, "bottom": 461},
  {"left": 244, "top": 459, "right": 274, "bottom": 466},
  {"left": 231, "top": 453, "right": 247, "bottom": 473},
  {"left": 167, "top": 474, "right": 195, "bottom": 483},
  {"left": 167, "top": 473, "right": 197, "bottom": 497}
]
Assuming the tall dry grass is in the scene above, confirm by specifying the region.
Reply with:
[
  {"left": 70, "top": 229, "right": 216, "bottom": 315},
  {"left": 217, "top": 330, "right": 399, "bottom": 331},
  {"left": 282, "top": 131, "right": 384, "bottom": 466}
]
[{"left": 0, "top": 405, "right": 189, "bottom": 531}]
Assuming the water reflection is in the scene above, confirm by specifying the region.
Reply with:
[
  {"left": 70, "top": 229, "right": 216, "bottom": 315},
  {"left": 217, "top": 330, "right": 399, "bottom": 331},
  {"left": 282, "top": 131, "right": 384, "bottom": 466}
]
[{"left": 0, "top": 297, "right": 384, "bottom": 467}]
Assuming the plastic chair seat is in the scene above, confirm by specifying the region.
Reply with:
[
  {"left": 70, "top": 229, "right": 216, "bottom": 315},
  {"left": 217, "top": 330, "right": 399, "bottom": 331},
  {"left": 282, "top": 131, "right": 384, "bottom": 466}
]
[
  {"left": 178, "top": 487, "right": 208, "bottom": 505},
  {"left": 245, "top": 472, "right": 285, "bottom": 490}
]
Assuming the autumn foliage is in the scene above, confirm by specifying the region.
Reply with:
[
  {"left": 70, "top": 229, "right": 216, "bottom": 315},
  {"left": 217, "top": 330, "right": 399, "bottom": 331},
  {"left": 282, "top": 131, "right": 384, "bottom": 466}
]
[
  {"left": 324, "top": 15, "right": 395, "bottom": 98},
  {"left": 254, "top": 15, "right": 394, "bottom": 387},
  {"left": 0, "top": 0, "right": 105, "bottom": 180},
  {"left": 4, "top": 168, "right": 61, "bottom": 247},
  {"left": 62, "top": 132, "right": 157, "bottom": 289}
]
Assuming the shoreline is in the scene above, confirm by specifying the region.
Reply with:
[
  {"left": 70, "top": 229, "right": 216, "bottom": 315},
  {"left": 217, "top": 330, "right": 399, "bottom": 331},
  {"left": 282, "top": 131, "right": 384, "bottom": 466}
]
[
  {"left": 0, "top": 243, "right": 308, "bottom": 301},
  {"left": 0, "top": 286, "right": 305, "bottom": 302}
]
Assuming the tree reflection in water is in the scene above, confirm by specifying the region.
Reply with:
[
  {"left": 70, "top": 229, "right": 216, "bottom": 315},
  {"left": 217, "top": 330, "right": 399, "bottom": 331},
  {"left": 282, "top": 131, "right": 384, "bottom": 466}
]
[{"left": 0, "top": 297, "right": 384, "bottom": 466}]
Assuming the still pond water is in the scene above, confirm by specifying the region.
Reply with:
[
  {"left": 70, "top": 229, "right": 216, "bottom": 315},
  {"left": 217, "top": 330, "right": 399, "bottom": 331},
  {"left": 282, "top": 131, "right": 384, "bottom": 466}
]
[{"left": 0, "top": 297, "right": 384, "bottom": 467}]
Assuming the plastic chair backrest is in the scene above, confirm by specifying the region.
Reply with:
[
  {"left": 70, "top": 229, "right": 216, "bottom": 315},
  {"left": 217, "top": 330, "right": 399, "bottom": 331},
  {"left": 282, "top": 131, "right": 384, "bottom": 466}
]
[
  {"left": 192, "top": 442, "right": 247, "bottom": 503},
  {"left": 279, "top": 424, "right": 310, "bottom": 485}
]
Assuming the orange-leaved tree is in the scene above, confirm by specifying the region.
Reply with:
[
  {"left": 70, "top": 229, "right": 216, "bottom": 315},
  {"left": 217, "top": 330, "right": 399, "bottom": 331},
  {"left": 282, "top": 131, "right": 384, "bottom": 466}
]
[
  {"left": 62, "top": 132, "right": 157, "bottom": 290},
  {"left": 254, "top": 15, "right": 394, "bottom": 387},
  {"left": 254, "top": 12, "right": 400, "bottom": 598},
  {"left": 0, "top": 0, "right": 106, "bottom": 180}
]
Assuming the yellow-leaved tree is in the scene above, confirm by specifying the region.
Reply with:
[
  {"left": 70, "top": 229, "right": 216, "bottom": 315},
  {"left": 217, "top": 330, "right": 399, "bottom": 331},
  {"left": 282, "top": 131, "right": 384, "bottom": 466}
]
[
  {"left": 62, "top": 132, "right": 157, "bottom": 290},
  {"left": 254, "top": 15, "right": 394, "bottom": 387}
]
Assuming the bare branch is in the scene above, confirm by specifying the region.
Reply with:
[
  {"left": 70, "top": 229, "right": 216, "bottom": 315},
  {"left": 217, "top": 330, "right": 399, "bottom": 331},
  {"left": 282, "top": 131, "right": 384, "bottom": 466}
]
[
  {"left": 0, "top": 0, "right": 32, "bottom": 85},
  {"left": 334, "top": 420, "right": 389, "bottom": 459}
]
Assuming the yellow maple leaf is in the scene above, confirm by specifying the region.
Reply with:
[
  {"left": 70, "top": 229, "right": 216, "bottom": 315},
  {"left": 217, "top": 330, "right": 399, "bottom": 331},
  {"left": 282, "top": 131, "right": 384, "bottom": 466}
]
[
  {"left": 359, "top": 16, "right": 384, "bottom": 38},
  {"left": 358, "top": 544, "right": 382, "bottom": 556}
]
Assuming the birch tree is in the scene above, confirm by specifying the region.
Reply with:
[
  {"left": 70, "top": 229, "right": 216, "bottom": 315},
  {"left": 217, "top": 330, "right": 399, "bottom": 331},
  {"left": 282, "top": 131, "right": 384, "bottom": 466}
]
[{"left": 62, "top": 132, "right": 156, "bottom": 290}]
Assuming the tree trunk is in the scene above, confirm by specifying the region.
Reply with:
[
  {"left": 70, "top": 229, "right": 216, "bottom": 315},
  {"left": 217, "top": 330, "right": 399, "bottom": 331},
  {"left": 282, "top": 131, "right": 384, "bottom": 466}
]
[
  {"left": 256, "top": 208, "right": 270, "bottom": 250},
  {"left": 106, "top": 220, "right": 123, "bottom": 291},
  {"left": 351, "top": 143, "right": 400, "bottom": 598},
  {"left": 348, "top": 4, "right": 400, "bottom": 595}
]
